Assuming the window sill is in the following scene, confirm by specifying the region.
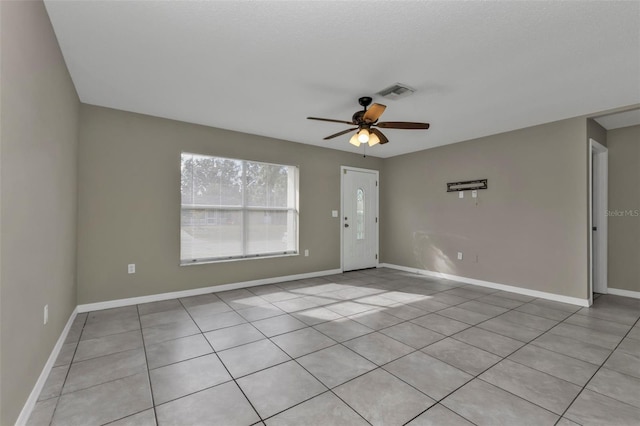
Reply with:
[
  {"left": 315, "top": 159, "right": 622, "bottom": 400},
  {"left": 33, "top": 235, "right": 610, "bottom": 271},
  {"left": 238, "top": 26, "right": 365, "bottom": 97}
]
[{"left": 180, "top": 252, "right": 299, "bottom": 266}]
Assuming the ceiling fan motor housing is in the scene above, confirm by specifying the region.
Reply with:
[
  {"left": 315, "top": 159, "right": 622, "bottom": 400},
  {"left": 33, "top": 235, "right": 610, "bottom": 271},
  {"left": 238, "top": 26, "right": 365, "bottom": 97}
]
[{"left": 358, "top": 96, "right": 373, "bottom": 108}]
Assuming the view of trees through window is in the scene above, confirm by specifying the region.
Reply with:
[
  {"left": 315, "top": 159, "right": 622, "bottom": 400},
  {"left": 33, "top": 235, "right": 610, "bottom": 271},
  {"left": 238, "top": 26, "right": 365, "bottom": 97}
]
[{"left": 181, "top": 153, "right": 298, "bottom": 262}]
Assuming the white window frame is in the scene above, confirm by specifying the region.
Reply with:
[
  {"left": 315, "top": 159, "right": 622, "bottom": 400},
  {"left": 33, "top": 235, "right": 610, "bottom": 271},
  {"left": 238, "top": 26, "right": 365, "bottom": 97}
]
[{"left": 180, "top": 152, "right": 299, "bottom": 265}]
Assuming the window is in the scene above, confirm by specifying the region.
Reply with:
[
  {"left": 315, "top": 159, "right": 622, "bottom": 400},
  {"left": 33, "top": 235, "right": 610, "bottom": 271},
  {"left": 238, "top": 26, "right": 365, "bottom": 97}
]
[{"left": 180, "top": 153, "right": 298, "bottom": 263}]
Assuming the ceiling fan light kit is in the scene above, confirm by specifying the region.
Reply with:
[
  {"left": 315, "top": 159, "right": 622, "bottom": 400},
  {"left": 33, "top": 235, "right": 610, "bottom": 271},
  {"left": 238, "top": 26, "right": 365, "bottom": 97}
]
[
  {"left": 357, "top": 129, "right": 370, "bottom": 143},
  {"left": 307, "top": 96, "right": 429, "bottom": 148},
  {"left": 368, "top": 132, "right": 380, "bottom": 147},
  {"left": 349, "top": 129, "right": 380, "bottom": 147}
]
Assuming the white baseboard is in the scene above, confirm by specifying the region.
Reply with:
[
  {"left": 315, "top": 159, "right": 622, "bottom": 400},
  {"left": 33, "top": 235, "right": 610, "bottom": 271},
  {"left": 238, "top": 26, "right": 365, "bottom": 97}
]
[
  {"left": 77, "top": 269, "right": 342, "bottom": 313},
  {"left": 16, "top": 307, "right": 78, "bottom": 426},
  {"left": 379, "top": 263, "right": 590, "bottom": 307},
  {"left": 607, "top": 288, "right": 640, "bottom": 299}
]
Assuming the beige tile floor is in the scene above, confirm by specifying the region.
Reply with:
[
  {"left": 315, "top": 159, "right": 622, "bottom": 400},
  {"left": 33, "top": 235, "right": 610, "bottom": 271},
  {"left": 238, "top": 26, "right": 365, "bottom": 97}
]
[{"left": 28, "top": 268, "right": 640, "bottom": 425}]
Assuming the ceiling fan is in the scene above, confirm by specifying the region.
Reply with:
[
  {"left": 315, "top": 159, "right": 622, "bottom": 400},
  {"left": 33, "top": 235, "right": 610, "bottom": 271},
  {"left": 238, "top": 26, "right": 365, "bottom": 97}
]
[{"left": 307, "top": 96, "right": 430, "bottom": 147}]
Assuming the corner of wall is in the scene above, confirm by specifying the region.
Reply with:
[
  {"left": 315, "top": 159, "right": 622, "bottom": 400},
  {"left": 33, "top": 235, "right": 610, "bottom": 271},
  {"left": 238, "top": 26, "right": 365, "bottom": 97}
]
[{"left": 0, "top": 1, "right": 81, "bottom": 424}]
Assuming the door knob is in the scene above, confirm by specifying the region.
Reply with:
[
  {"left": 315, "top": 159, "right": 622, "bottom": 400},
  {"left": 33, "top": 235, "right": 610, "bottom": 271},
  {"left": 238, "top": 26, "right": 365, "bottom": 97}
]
[{"left": 344, "top": 223, "right": 349, "bottom": 228}]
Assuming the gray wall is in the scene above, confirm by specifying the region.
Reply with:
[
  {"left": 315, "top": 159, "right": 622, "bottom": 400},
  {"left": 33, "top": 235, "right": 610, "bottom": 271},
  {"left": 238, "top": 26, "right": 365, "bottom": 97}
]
[
  {"left": 0, "top": 2, "right": 79, "bottom": 424},
  {"left": 607, "top": 125, "right": 640, "bottom": 292},
  {"left": 587, "top": 118, "right": 607, "bottom": 147},
  {"left": 77, "top": 105, "right": 382, "bottom": 304},
  {"left": 380, "top": 117, "right": 590, "bottom": 299}
]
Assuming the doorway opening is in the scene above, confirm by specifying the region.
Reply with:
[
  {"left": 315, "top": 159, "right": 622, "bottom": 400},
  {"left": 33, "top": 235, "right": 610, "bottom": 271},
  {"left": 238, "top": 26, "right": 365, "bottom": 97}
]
[{"left": 589, "top": 138, "right": 608, "bottom": 305}]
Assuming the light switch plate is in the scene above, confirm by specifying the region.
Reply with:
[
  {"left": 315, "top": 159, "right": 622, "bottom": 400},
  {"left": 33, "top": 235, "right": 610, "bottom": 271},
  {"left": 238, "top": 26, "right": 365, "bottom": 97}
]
[
  {"left": 459, "top": 192, "right": 464, "bottom": 199},
  {"left": 332, "top": 210, "right": 338, "bottom": 218}
]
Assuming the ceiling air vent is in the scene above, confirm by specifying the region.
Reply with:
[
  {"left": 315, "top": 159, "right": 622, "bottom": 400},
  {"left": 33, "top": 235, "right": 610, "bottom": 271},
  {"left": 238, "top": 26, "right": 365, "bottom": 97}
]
[{"left": 377, "top": 83, "right": 416, "bottom": 100}]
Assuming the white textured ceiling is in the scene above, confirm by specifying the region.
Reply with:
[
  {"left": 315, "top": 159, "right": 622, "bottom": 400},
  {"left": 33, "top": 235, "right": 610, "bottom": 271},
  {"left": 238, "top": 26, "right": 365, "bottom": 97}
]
[{"left": 44, "top": 1, "right": 640, "bottom": 158}]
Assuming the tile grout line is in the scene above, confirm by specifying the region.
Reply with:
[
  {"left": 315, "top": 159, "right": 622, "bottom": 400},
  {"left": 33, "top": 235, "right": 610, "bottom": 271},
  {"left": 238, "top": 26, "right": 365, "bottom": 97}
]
[
  {"left": 555, "top": 315, "right": 640, "bottom": 423},
  {"left": 265, "top": 345, "right": 374, "bottom": 425},
  {"left": 30, "top": 274, "right": 474, "bottom": 422},
  {"left": 501, "top": 306, "right": 635, "bottom": 383},
  {"left": 80, "top": 275, "right": 529, "bottom": 423},
  {"left": 137, "top": 322, "right": 475, "bottom": 424},
  {"left": 434, "top": 294, "right": 640, "bottom": 424},
  {"left": 100, "top": 408, "right": 153, "bottom": 426},
  {"left": 266, "top": 284, "right": 484, "bottom": 424},
  {"left": 307, "top": 285, "right": 481, "bottom": 348},
  {"left": 521, "top": 307, "right": 629, "bottom": 371},
  {"left": 322, "top": 274, "right": 537, "bottom": 425},
  {"left": 440, "top": 303, "right": 618, "bottom": 369},
  {"left": 177, "top": 297, "right": 266, "bottom": 425},
  {"left": 40, "top": 313, "right": 154, "bottom": 423},
  {"left": 408, "top": 339, "right": 562, "bottom": 424},
  {"left": 401, "top": 403, "right": 479, "bottom": 426},
  {"left": 135, "top": 304, "right": 160, "bottom": 426},
  {"left": 193, "top": 277, "right": 633, "bottom": 421},
  {"left": 43, "top": 371, "right": 146, "bottom": 402},
  {"left": 224, "top": 286, "right": 377, "bottom": 424},
  {"left": 441, "top": 297, "right": 607, "bottom": 375},
  {"left": 214, "top": 300, "right": 374, "bottom": 425},
  {"left": 55, "top": 341, "right": 143, "bottom": 369},
  {"left": 67, "top": 327, "right": 142, "bottom": 345},
  {"left": 44, "top": 312, "right": 88, "bottom": 426},
  {"left": 38, "top": 296, "right": 556, "bottom": 426},
  {"left": 64, "top": 272, "right": 637, "bottom": 426},
  {"left": 378, "top": 292, "right": 592, "bottom": 423}
]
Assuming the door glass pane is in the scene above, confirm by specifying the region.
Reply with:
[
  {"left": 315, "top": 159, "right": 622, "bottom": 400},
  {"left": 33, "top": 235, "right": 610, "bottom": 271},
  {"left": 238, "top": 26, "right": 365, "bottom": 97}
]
[{"left": 356, "top": 188, "right": 365, "bottom": 240}]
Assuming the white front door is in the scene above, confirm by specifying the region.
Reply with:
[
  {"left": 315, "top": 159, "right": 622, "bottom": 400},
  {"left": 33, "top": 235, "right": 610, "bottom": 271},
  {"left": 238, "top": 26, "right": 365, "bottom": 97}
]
[{"left": 342, "top": 167, "right": 379, "bottom": 271}]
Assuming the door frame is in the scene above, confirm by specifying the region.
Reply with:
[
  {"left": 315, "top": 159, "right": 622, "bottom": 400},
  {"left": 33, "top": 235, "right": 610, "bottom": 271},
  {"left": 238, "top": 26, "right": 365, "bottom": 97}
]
[
  {"left": 340, "top": 166, "right": 380, "bottom": 272},
  {"left": 589, "top": 138, "right": 608, "bottom": 304}
]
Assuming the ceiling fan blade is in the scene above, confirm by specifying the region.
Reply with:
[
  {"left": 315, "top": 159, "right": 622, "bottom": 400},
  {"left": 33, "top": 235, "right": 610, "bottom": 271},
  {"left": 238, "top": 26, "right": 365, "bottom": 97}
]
[
  {"left": 307, "top": 117, "right": 354, "bottom": 125},
  {"left": 323, "top": 128, "right": 358, "bottom": 140},
  {"left": 363, "top": 103, "right": 386, "bottom": 123},
  {"left": 371, "top": 128, "right": 389, "bottom": 144},
  {"left": 376, "top": 121, "right": 430, "bottom": 129}
]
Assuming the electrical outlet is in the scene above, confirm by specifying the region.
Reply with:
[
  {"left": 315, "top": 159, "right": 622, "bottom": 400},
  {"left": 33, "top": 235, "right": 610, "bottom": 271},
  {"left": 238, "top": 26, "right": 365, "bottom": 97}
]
[
  {"left": 459, "top": 191, "right": 464, "bottom": 199},
  {"left": 304, "top": 249, "right": 309, "bottom": 257},
  {"left": 457, "top": 252, "right": 463, "bottom": 261},
  {"left": 472, "top": 190, "right": 477, "bottom": 198},
  {"left": 44, "top": 305, "right": 48, "bottom": 325},
  {"left": 128, "top": 264, "right": 136, "bottom": 274}
]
